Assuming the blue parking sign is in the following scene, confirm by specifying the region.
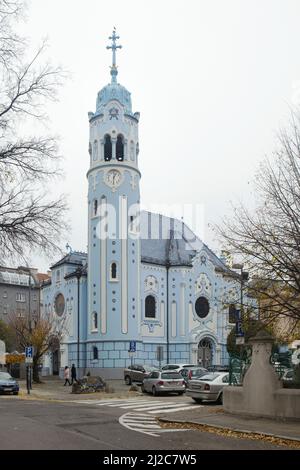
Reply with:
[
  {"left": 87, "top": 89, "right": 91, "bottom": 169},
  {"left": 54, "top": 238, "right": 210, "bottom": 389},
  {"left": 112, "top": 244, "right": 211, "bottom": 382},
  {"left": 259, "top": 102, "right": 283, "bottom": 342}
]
[
  {"left": 129, "top": 341, "right": 136, "bottom": 352},
  {"left": 25, "top": 346, "right": 33, "bottom": 358}
]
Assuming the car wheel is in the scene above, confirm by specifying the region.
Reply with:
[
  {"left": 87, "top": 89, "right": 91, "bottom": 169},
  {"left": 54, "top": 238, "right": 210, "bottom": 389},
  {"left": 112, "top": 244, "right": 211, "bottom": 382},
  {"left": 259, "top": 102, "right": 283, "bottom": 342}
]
[
  {"left": 125, "top": 375, "right": 132, "bottom": 386},
  {"left": 177, "top": 392, "right": 184, "bottom": 396},
  {"left": 141, "top": 384, "right": 146, "bottom": 393},
  {"left": 152, "top": 386, "right": 157, "bottom": 396},
  {"left": 217, "top": 392, "right": 223, "bottom": 404},
  {"left": 192, "top": 397, "right": 202, "bottom": 403}
]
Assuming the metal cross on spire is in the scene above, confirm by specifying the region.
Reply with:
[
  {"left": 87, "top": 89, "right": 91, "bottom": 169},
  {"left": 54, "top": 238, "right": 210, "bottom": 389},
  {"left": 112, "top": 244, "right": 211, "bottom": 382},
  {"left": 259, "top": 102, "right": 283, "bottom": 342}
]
[{"left": 106, "top": 28, "right": 122, "bottom": 83}]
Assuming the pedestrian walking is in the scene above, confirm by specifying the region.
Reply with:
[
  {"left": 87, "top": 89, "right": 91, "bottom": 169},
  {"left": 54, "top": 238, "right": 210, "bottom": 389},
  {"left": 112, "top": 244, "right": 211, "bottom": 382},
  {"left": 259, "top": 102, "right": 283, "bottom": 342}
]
[
  {"left": 64, "top": 366, "right": 71, "bottom": 386},
  {"left": 71, "top": 363, "right": 77, "bottom": 384}
]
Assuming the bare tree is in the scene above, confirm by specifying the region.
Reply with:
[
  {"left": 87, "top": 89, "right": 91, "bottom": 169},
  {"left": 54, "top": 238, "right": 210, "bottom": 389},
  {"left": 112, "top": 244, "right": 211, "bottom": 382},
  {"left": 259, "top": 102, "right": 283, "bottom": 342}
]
[
  {"left": 0, "top": 0, "right": 68, "bottom": 263},
  {"left": 9, "top": 311, "right": 67, "bottom": 382},
  {"left": 217, "top": 112, "right": 300, "bottom": 338}
]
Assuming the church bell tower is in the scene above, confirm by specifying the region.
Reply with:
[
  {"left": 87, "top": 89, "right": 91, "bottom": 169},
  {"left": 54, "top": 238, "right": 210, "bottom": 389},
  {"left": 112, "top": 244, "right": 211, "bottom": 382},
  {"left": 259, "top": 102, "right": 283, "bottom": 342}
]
[{"left": 87, "top": 30, "right": 141, "bottom": 352}]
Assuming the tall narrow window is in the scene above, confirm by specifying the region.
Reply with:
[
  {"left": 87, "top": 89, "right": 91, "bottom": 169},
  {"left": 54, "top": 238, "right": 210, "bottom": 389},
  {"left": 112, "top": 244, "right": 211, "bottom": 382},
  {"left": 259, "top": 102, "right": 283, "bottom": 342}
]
[
  {"left": 93, "top": 199, "right": 98, "bottom": 216},
  {"left": 104, "top": 134, "right": 112, "bottom": 161},
  {"left": 145, "top": 295, "right": 156, "bottom": 319},
  {"left": 111, "top": 262, "right": 117, "bottom": 280},
  {"left": 93, "top": 346, "right": 99, "bottom": 360},
  {"left": 116, "top": 134, "right": 124, "bottom": 161},
  {"left": 92, "top": 311, "right": 98, "bottom": 330},
  {"left": 228, "top": 304, "right": 237, "bottom": 324}
]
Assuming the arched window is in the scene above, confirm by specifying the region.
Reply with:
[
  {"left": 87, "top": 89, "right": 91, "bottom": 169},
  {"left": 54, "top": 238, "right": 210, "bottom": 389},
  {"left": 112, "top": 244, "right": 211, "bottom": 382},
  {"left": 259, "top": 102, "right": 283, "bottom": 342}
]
[
  {"left": 92, "top": 311, "right": 98, "bottom": 330},
  {"left": 104, "top": 134, "right": 112, "bottom": 161},
  {"left": 136, "top": 142, "right": 139, "bottom": 158},
  {"left": 116, "top": 134, "right": 124, "bottom": 161},
  {"left": 111, "top": 262, "right": 117, "bottom": 280},
  {"left": 93, "top": 199, "right": 98, "bottom": 216},
  {"left": 93, "top": 346, "right": 98, "bottom": 360},
  {"left": 93, "top": 140, "right": 98, "bottom": 161},
  {"left": 145, "top": 295, "right": 156, "bottom": 318},
  {"left": 195, "top": 296, "right": 210, "bottom": 318}
]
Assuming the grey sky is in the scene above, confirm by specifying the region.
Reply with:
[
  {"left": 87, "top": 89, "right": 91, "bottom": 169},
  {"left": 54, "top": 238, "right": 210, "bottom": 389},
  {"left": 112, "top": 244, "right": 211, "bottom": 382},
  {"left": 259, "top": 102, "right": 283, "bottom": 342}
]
[{"left": 18, "top": 0, "right": 300, "bottom": 271}]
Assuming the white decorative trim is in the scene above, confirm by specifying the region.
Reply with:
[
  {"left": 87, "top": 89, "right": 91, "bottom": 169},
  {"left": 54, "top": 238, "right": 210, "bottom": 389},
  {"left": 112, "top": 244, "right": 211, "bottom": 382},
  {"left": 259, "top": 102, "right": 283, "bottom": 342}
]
[
  {"left": 121, "top": 195, "right": 128, "bottom": 334},
  {"left": 100, "top": 197, "right": 107, "bottom": 334}
]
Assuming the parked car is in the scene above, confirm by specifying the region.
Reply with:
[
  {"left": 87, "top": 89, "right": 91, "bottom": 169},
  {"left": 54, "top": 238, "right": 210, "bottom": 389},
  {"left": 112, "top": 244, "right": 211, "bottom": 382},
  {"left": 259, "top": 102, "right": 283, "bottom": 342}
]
[
  {"left": 124, "top": 364, "right": 157, "bottom": 385},
  {"left": 0, "top": 371, "right": 19, "bottom": 395},
  {"left": 180, "top": 367, "right": 208, "bottom": 385},
  {"left": 161, "top": 363, "right": 197, "bottom": 373},
  {"left": 186, "top": 372, "right": 229, "bottom": 404},
  {"left": 141, "top": 370, "right": 186, "bottom": 396}
]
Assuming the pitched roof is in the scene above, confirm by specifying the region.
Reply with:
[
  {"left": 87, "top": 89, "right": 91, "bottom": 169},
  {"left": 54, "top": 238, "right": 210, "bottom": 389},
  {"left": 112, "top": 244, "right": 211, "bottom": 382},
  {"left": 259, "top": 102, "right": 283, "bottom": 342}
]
[{"left": 50, "top": 251, "right": 87, "bottom": 270}]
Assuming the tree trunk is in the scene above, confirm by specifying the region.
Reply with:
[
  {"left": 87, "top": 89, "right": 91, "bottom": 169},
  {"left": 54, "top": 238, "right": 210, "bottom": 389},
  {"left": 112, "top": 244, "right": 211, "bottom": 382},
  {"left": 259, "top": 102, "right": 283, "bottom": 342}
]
[{"left": 32, "top": 358, "right": 41, "bottom": 383}]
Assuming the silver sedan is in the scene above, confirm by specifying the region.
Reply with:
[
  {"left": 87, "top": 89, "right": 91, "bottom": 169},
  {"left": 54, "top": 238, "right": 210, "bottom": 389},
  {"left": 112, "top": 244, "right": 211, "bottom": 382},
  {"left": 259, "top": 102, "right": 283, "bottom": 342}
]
[
  {"left": 186, "top": 372, "right": 229, "bottom": 404},
  {"left": 141, "top": 370, "right": 186, "bottom": 396}
]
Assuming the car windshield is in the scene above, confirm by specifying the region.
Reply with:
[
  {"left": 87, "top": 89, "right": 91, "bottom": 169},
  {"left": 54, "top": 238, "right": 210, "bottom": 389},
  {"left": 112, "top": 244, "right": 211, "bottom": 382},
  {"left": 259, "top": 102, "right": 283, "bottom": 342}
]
[
  {"left": 143, "top": 365, "right": 156, "bottom": 372},
  {"left": 161, "top": 373, "right": 182, "bottom": 380},
  {"left": 191, "top": 369, "right": 207, "bottom": 376},
  {"left": 199, "top": 373, "right": 220, "bottom": 381},
  {"left": 0, "top": 372, "right": 13, "bottom": 380}
]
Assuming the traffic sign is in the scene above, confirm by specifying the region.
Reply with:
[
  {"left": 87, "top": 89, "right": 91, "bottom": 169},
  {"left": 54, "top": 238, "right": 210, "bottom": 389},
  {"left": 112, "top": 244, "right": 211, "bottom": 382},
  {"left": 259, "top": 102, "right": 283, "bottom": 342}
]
[
  {"left": 25, "top": 346, "right": 33, "bottom": 358},
  {"left": 129, "top": 341, "right": 136, "bottom": 353},
  {"left": 25, "top": 357, "right": 33, "bottom": 364},
  {"left": 235, "top": 321, "right": 244, "bottom": 337}
]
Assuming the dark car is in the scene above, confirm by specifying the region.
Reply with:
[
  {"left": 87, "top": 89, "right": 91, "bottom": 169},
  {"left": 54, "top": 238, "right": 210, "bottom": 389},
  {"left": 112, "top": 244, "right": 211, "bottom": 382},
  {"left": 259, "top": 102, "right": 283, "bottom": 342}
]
[
  {"left": 180, "top": 367, "right": 208, "bottom": 385},
  {"left": 0, "top": 371, "right": 19, "bottom": 395},
  {"left": 124, "top": 364, "right": 157, "bottom": 385}
]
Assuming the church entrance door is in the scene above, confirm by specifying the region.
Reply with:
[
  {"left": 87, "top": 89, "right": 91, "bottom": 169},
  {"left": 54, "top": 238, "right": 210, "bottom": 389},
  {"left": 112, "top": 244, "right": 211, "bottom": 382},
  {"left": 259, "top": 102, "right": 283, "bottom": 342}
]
[{"left": 198, "top": 338, "right": 213, "bottom": 368}]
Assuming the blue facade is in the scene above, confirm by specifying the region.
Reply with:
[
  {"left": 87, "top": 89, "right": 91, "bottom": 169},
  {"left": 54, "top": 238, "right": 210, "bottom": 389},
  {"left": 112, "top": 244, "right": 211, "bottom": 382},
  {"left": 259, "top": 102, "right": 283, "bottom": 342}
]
[{"left": 41, "top": 32, "right": 244, "bottom": 378}]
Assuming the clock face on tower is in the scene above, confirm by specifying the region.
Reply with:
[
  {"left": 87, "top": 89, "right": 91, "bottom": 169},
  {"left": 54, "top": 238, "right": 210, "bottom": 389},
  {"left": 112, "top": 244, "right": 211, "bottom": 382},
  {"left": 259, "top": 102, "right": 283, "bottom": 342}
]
[{"left": 105, "top": 169, "right": 122, "bottom": 190}]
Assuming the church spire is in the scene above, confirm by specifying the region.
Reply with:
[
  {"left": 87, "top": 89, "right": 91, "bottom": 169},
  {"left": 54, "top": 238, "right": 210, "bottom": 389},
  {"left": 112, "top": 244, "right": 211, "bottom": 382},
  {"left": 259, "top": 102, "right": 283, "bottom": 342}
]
[{"left": 106, "top": 28, "right": 122, "bottom": 84}]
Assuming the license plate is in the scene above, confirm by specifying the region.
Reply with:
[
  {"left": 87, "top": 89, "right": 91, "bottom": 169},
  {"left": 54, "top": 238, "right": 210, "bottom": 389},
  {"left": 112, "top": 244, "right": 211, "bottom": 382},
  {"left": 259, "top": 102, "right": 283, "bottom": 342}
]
[{"left": 4, "top": 388, "right": 12, "bottom": 391}]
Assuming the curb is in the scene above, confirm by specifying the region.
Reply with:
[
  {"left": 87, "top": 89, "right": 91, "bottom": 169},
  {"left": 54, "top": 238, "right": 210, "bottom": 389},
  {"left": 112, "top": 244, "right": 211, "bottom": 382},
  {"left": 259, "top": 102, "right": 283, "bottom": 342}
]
[{"left": 158, "top": 417, "right": 300, "bottom": 443}]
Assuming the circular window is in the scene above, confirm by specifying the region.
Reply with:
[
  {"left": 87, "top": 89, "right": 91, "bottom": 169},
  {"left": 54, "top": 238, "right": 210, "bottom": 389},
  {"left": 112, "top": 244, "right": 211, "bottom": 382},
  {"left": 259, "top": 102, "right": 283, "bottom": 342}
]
[
  {"left": 195, "top": 296, "right": 210, "bottom": 318},
  {"left": 54, "top": 293, "right": 65, "bottom": 317}
]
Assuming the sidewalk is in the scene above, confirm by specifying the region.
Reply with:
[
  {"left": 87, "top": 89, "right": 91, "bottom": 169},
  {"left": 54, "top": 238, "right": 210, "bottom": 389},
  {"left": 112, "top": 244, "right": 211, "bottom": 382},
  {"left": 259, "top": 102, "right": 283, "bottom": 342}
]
[
  {"left": 14, "top": 376, "right": 140, "bottom": 401},
  {"left": 158, "top": 406, "right": 300, "bottom": 443}
]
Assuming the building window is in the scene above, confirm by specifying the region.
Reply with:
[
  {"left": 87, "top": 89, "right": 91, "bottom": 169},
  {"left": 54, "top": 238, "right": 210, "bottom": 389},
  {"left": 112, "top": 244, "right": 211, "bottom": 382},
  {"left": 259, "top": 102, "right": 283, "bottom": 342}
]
[
  {"left": 3, "top": 291, "right": 7, "bottom": 298},
  {"left": 16, "top": 292, "right": 26, "bottom": 302},
  {"left": 33, "top": 294, "right": 37, "bottom": 302},
  {"left": 195, "top": 296, "right": 210, "bottom": 318},
  {"left": 110, "top": 262, "right": 117, "bottom": 280},
  {"left": 104, "top": 134, "right": 112, "bottom": 161},
  {"left": 93, "top": 199, "right": 98, "bottom": 216},
  {"left": 56, "top": 270, "right": 61, "bottom": 283},
  {"left": 93, "top": 346, "right": 99, "bottom": 360},
  {"left": 228, "top": 304, "right": 237, "bottom": 324},
  {"left": 54, "top": 293, "right": 65, "bottom": 317},
  {"left": 92, "top": 311, "right": 98, "bottom": 331},
  {"left": 145, "top": 295, "right": 156, "bottom": 319},
  {"left": 116, "top": 134, "right": 124, "bottom": 161}
]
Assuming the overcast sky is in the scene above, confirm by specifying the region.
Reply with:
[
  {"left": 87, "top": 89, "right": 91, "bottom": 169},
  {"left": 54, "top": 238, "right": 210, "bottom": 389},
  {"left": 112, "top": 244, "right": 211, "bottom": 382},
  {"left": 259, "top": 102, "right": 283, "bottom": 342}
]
[{"left": 18, "top": 0, "right": 300, "bottom": 271}]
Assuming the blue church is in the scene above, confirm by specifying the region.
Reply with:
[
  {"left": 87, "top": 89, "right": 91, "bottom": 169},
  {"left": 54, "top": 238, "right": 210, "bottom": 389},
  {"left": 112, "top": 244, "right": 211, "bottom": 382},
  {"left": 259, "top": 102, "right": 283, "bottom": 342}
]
[{"left": 41, "top": 31, "right": 242, "bottom": 378}]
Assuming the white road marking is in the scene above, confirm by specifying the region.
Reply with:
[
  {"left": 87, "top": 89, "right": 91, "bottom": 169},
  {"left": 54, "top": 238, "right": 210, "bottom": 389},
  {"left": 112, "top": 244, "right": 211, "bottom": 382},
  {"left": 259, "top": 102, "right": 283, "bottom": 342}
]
[
  {"left": 119, "top": 412, "right": 187, "bottom": 437},
  {"left": 148, "top": 405, "right": 200, "bottom": 413}
]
